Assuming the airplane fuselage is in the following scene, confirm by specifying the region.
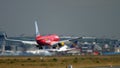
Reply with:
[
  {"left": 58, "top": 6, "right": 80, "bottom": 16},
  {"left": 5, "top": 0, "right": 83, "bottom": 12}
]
[{"left": 36, "top": 34, "right": 60, "bottom": 46}]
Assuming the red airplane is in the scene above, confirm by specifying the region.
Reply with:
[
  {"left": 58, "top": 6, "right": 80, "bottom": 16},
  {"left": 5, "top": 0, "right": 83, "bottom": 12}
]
[
  {"left": 4, "top": 20, "right": 71, "bottom": 49},
  {"left": 35, "top": 21, "right": 60, "bottom": 46},
  {"left": 34, "top": 21, "right": 68, "bottom": 49}
]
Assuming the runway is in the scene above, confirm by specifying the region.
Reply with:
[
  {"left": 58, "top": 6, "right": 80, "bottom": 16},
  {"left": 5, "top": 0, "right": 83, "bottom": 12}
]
[{"left": 95, "top": 66, "right": 120, "bottom": 68}]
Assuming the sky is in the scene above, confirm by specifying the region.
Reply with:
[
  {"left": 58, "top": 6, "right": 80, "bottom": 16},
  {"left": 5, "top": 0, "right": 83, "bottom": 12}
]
[{"left": 0, "top": 0, "right": 120, "bottom": 39}]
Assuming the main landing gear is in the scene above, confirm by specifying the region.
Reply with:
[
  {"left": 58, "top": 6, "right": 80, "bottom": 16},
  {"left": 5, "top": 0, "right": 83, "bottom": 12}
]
[{"left": 36, "top": 45, "right": 43, "bottom": 49}]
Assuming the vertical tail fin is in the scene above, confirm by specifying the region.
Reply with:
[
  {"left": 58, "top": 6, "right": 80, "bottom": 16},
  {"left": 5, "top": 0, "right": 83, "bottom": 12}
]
[{"left": 35, "top": 20, "right": 40, "bottom": 36}]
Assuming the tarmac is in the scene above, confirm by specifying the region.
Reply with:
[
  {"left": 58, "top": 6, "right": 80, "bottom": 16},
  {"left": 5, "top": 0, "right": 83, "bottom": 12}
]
[{"left": 95, "top": 66, "right": 120, "bottom": 68}]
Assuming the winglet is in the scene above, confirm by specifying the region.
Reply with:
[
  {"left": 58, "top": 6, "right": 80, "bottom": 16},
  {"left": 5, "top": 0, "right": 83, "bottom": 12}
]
[
  {"left": 3, "top": 33, "right": 7, "bottom": 40},
  {"left": 0, "top": 32, "right": 8, "bottom": 40},
  {"left": 35, "top": 20, "right": 40, "bottom": 36}
]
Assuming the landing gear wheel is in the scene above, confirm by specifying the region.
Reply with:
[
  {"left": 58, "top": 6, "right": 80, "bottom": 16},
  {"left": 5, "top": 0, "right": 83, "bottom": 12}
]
[
  {"left": 36, "top": 45, "right": 43, "bottom": 49},
  {"left": 39, "top": 46, "right": 43, "bottom": 49}
]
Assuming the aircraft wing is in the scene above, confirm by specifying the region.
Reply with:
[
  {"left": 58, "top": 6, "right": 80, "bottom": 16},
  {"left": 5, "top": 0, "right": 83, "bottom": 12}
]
[
  {"left": 50, "top": 40, "right": 70, "bottom": 45},
  {"left": 51, "top": 37, "right": 80, "bottom": 46},
  {"left": 5, "top": 36, "right": 79, "bottom": 46},
  {"left": 5, "top": 38, "right": 38, "bottom": 45},
  {"left": 21, "top": 41, "right": 37, "bottom": 45},
  {"left": 1, "top": 33, "right": 38, "bottom": 45}
]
